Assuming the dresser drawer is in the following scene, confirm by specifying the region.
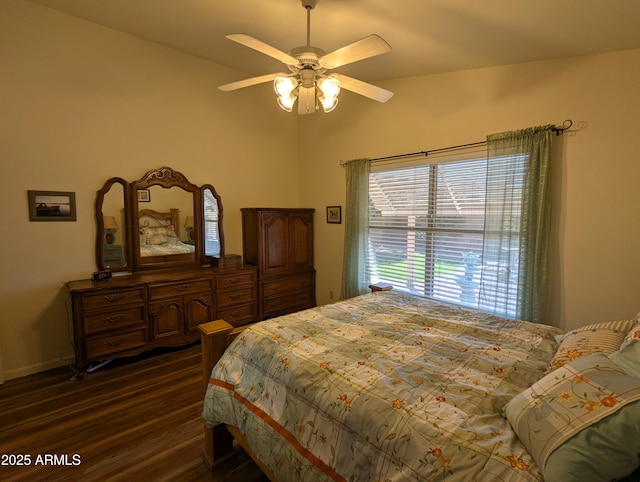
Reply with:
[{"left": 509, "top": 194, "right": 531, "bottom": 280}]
[
  {"left": 217, "top": 287, "right": 256, "bottom": 308},
  {"left": 263, "top": 274, "right": 314, "bottom": 297},
  {"left": 216, "top": 271, "right": 255, "bottom": 290},
  {"left": 84, "top": 306, "right": 145, "bottom": 335},
  {"left": 263, "top": 290, "right": 315, "bottom": 317},
  {"left": 82, "top": 287, "right": 145, "bottom": 311},
  {"left": 217, "top": 303, "right": 256, "bottom": 327},
  {"left": 85, "top": 328, "right": 146, "bottom": 359},
  {"left": 149, "top": 278, "right": 212, "bottom": 300}
]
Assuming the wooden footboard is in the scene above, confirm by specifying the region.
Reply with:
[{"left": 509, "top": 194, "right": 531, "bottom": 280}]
[
  {"left": 198, "top": 319, "right": 277, "bottom": 480},
  {"left": 198, "top": 319, "right": 235, "bottom": 469}
]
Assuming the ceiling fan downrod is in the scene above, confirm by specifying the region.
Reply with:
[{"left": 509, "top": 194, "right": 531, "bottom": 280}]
[{"left": 301, "top": 0, "right": 317, "bottom": 47}]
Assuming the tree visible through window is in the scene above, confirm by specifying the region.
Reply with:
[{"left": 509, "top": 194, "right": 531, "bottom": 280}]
[{"left": 368, "top": 155, "right": 525, "bottom": 318}]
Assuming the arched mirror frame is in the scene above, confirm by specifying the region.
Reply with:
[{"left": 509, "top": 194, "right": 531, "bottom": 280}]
[
  {"left": 95, "top": 167, "right": 225, "bottom": 272},
  {"left": 95, "top": 177, "right": 133, "bottom": 272},
  {"left": 132, "top": 167, "right": 203, "bottom": 270}
]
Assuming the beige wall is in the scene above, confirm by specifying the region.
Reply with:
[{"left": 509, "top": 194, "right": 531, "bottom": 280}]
[
  {"left": 0, "top": 1, "right": 298, "bottom": 379},
  {"left": 300, "top": 48, "right": 640, "bottom": 333},
  {"left": 2, "top": 0, "right": 640, "bottom": 380}
]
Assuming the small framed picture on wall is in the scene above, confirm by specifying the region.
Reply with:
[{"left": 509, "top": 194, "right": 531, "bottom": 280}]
[
  {"left": 28, "top": 190, "right": 77, "bottom": 222},
  {"left": 326, "top": 206, "right": 342, "bottom": 224}
]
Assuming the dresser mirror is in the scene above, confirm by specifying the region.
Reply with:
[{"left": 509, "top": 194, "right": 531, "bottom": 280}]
[
  {"left": 95, "top": 167, "right": 225, "bottom": 272},
  {"left": 95, "top": 177, "right": 132, "bottom": 271},
  {"left": 202, "top": 184, "right": 224, "bottom": 258}
]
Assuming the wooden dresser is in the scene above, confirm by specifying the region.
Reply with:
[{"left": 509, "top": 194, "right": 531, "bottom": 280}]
[
  {"left": 241, "top": 208, "right": 315, "bottom": 320},
  {"left": 67, "top": 264, "right": 257, "bottom": 373}
]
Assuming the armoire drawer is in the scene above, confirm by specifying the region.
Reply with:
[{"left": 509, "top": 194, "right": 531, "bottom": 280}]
[
  {"left": 84, "top": 306, "right": 145, "bottom": 335},
  {"left": 262, "top": 274, "right": 314, "bottom": 297},
  {"left": 263, "top": 290, "right": 315, "bottom": 317}
]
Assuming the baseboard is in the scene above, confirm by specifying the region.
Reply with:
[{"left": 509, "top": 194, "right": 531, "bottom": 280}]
[{"left": 3, "top": 355, "right": 75, "bottom": 381}]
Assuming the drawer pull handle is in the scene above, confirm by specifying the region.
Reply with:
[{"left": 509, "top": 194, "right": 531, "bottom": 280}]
[
  {"left": 174, "top": 284, "right": 191, "bottom": 291},
  {"left": 229, "top": 311, "right": 240, "bottom": 317},
  {"left": 228, "top": 277, "right": 240, "bottom": 283},
  {"left": 104, "top": 314, "right": 128, "bottom": 323},
  {"left": 105, "top": 337, "right": 127, "bottom": 346},
  {"left": 269, "top": 284, "right": 280, "bottom": 291},
  {"left": 228, "top": 293, "right": 240, "bottom": 299},
  {"left": 104, "top": 294, "right": 124, "bottom": 303}
]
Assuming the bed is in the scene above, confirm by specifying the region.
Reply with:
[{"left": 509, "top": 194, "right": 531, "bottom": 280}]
[
  {"left": 200, "top": 290, "right": 640, "bottom": 481},
  {"left": 138, "top": 208, "right": 195, "bottom": 257}
]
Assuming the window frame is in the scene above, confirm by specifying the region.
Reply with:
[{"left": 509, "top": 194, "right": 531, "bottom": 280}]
[{"left": 367, "top": 151, "right": 524, "bottom": 318}]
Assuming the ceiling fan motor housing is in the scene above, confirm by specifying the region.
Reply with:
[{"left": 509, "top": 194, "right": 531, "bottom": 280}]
[
  {"left": 301, "top": 0, "right": 318, "bottom": 10},
  {"left": 289, "top": 46, "right": 326, "bottom": 68}
]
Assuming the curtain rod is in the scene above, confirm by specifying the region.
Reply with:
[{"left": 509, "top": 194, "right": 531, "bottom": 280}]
[{"left": 340, "top": 119, "right": 573, "bottom": 166}]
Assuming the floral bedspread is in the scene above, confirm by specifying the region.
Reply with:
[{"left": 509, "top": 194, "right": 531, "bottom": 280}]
[
  {"left": 203, "top": 291, "right": 562, "bottom": 481},
  {"left": 139, "top": 239, "right": 194, "bottom": 257}
]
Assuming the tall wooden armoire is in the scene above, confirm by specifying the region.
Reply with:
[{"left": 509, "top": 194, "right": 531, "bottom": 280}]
[{"left": 241, "top": 208, "right": 315, "bottom": 320}]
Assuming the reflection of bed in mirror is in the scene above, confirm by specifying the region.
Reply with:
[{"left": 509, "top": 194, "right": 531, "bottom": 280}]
[{"left": 138, "top": 208, "right": 195, "bottom": 257}]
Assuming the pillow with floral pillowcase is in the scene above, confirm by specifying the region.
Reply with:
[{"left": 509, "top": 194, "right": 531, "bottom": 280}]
[
  {"left": 610, "top": 319, "right": 640, "bottom": 378},
  {"left": 504, "top": 353, "right": 640, "bottom": 482},
  {"left": 146, "top": 234, "right": 168, "bottom": 245},
  {"left": 547, "top": 319, "right": 636, "bottom": 371},
  {"left": 140, "top": 225, "right": 177, "bottom": 237}
]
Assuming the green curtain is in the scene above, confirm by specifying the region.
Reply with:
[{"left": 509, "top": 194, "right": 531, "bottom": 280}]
[
  {"left": 340, "top": 158, "right": 371, "bottom": 299},
  {"left": 483, "top": 125, "right": 555, "bottom": 322}
]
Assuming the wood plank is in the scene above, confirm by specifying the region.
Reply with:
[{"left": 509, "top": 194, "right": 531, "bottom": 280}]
[{"left": 0, "top": 343, "right": 269, "bottom": 482}]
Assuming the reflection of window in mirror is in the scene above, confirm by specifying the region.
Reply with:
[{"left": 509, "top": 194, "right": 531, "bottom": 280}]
[{"left": 204, "top": 189, "right": 220, "bottom": 256}]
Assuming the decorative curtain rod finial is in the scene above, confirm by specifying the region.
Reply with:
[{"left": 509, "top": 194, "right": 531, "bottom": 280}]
[{"left": 552, "top": 119, "right": 573, "bottom": 136}]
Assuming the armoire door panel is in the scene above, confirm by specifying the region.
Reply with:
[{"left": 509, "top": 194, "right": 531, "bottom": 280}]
[
  {"left": 289, "top": 212, "right": 314, "bottom": 270},
  {"left": 262, "top": 212, "right": 288, "bottom": 274}
]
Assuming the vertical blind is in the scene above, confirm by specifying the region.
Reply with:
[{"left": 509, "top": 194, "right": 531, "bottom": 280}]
[{"left": 368, "top": 152, "right": 525, "bottom": 317}]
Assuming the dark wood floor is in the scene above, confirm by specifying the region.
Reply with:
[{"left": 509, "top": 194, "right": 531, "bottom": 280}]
[{"left": 0, "top": 343, "right": 270, "bottom": 482}]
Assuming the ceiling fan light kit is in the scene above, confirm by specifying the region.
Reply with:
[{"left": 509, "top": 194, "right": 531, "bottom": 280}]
[{"left": 218, "top": 0, "right": 393, "bottom": 114}]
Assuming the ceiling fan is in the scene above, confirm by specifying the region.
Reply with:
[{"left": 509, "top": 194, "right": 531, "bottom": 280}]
[{"left": 218, "top": 0, "right": 393, "bottom": 114}]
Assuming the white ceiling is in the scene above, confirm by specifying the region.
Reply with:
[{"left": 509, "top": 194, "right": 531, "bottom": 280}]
[{"left": 28, "top": 0, "right": 640, "bottom": 84}]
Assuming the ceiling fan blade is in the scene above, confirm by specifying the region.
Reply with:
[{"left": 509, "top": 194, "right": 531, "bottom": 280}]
[
  {"left": 332, "top": 74, "right": 393, "bottom": 103},
  {"left": 218, "top": 73, "right": 285, "bottom": 92},
  {"left": 319, "top": 34, "right": 391, "bottom": 70},
  {"left": 226, "top": 34, "right": 298, "bottom": 66}
]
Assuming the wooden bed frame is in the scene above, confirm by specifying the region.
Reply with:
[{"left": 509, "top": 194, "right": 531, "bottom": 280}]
[
  {"left": 197, "top": 284, "right": 391, "bottom": 478},
  {"left": 139, "top": 207, "right": 180, "bottom": 232}
]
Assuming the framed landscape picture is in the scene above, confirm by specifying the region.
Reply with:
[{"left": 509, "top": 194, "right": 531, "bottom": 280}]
[{"left": 28, "top": 190, "right": 77, "bottom": 222}]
